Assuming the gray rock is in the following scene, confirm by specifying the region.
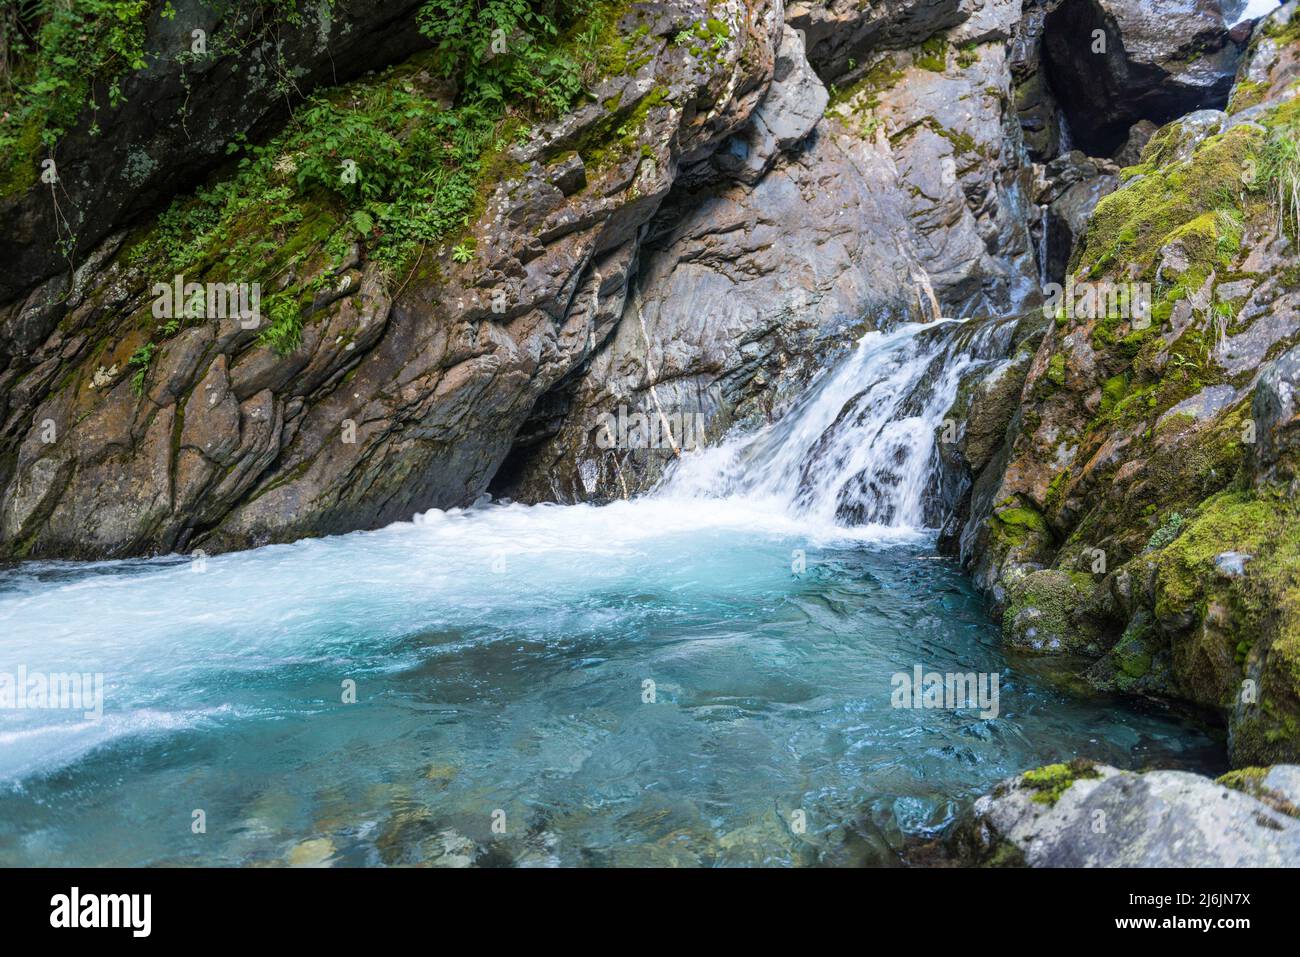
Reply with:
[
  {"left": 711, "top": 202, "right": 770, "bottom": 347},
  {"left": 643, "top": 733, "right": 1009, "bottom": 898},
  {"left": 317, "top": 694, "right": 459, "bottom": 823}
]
[
  {"left": 712, "top": 25, "right": 829, "bottom": 184},
  {"left": 1248, "top": 341, "right": 1300, "bottom": 485},
  {"left": 1157, "top": 384, "right": 1241, "bottom": 429},
  {"left": 0, "top": 0, "right": 791, "bottom": 558},
  {"left": 1145, "top": 109, "right": 1230, "bottom": 165},
  {"left": 1214, "top": 551, "right": 1253, "bottom": 577},
  {"left": 1037, "top": 151, "right": 1121, "bottom": 282},
  {"left": 1112, "top": 119, "right": 1160, "bottom": 166},
  {"left": 966, "top": 763, "right": 1300, "bottom": 867},
  {"left": 1263, "top": 765, "right": 1300, "bottom": 807},
  {"left": 850, "top": 40, "right": 1041, "bottom": 315},
  {"left": 785, "top": 0, "right": 969, "bottom": 82},
  {"left": 500, "top": 115, "right": 932, "bottom": 503}
]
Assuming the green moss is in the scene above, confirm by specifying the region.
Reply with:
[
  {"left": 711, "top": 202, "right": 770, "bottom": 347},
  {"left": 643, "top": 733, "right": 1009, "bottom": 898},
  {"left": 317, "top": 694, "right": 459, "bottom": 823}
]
[
  {"left": 1045, "top": 470, "right": 1069, "bottom": 512},
  {"left": 1229, "top": 80, "right": 1269, "bottom": 115},
  {"left": 1046, "top": 353, "right": 1066, "bottom": 386},
  {"left": 1113, "top": 625, "right": 1154, "bottom": 679},
  {"left": 567, "top": 3, "right": 644, "bottom": 78},
  {"left": 1021, "top": 760, "right": 1101, "bottom": 805},
  {"left": 955, "top": 43, "right": 980, "bottom": 69},
  {"left": 1155, "top": 492, "right": 1278, "bottom": 614},
  {"left": 827, "top": 54, "right": 905, "bottom": 113},
  {"left": 931, "top": 121, "right": 978, "bottom": 157},
  {"left": 982, "top": 841, "right": 1028, "bottom": 867},
  {"left": 1145, "top": 511, "right": 1187, "bottom": 553},
  {"left": 1216, "top": 765, "right": 1300, "bottom": 816},
  {"left": 1002, "top": 568, "right": 1103, "bottom": 654},
  {"left": 1078, "top": 124, "right": 1264, "bottom": 281},
  {"left": 1100, "top": 373, "right": 1128, "bottom": 414},
  {"left": 0, "top": 116, "right": 43, "bottom": 198},
  {"left": 995, "top": 506, "right": 1049, "bottom": 537},
  {"left": 569, "top": 84, "right": 669, "bottom": 170},
  {"left": 915, "top": 36, "right": 949, "bottom": 72},
  {"left": 1216, "top": 766, "right": 1268, "bottom": 790}
]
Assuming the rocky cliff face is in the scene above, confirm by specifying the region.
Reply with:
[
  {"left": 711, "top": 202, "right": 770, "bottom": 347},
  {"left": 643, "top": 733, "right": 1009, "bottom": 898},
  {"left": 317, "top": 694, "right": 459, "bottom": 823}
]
[
  {"left": 2, "top": 0, "right": 792, "bottom": 556},
  {"left": 941, "top": 1, "right": 1300, "bottom": 766},
  {"left": 0, "top": 0, "right": 1044, "bottom": 553},
  {"left": 3, "top": 1, "right": 1298, "bottom": 767}
]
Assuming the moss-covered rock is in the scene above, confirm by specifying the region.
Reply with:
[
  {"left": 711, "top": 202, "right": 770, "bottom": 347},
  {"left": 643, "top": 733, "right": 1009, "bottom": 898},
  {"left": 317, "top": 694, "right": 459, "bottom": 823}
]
[
  {"left": 1020, "top": 759, "right": 1103, "bottom": 805},
  {"left": 1003, "top": 568, "right": 1108, "bottom": 655}
]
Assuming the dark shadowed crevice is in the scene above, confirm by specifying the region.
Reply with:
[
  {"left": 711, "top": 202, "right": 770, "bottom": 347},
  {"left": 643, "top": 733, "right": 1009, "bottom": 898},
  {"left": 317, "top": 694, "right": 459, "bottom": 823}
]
[{"left": 1040, "top": 0, "right": 1248, "bottom": 156}]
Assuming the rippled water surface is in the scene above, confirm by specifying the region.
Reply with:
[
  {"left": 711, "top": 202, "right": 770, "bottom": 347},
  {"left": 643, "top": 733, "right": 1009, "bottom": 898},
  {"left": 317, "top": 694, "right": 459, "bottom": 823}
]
[
  {"left": 0, "top": 323, "right": 1226, "bottom": 865},
  {"left": 0, "top": 498, "right": 1221, "bottom": 867}
]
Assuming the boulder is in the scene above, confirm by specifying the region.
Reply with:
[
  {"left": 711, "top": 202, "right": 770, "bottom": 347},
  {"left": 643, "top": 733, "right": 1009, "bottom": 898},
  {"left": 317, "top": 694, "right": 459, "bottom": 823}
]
[
  {"left": 956, "top": 761, "right": 1300, "bottom": 867},
  {"left": 1248, "top": 341, "right": 1300, "bottom": 488}
]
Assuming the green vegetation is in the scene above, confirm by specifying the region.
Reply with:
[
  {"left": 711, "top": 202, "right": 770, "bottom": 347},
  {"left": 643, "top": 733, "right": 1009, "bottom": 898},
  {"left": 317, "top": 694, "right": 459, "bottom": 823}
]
[
  {"left": 1020, "top": 761, "right": 1101, "bottom": 805},
  {"left": 417, "top": 0, "right": 608, "bottom": 118},
  {"left": 993, "top": 505, "right": 1049, "bottom": 541},
  {"left": 1257, "top": 122, "right": 1300, "bottom": 241},
  {"left": 1112, "top": 623, "right": 1154, "bottom": 682},
  {"left": 915, "top": 35, "right": 948, "bottom": 72},
  {"left": 827, "top": 54, "right": 904, "bottom": 114},
  {"left": 673, "top": 17, "right": 730, "bottom": 64},
  {"left": 1079, "top": 123, "right": 1261, "bottom": 283},
  {"left": 1145, "top": 511, "right": 1186, "bottom": 552},
  {"left": 1046, "top": 353, "right": 1066, "bottom": 386},
  {"left": 0, "top": 0, "right": 153, "bottom": 196},
  {"left": 127, "top": 339, "right": 155, "bottom": 396},
  {"left": 1216, "top": 766, "right": 1268, "bottom": 791},
  {"left": 71, "top": 0, "right": 641, "bottom": 362}
]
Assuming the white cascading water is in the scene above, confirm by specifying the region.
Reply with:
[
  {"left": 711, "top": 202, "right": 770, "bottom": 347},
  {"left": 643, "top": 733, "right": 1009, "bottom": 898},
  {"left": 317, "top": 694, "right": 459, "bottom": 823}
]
[{"left": 660, "top": 318, "right": 1013, "bottom": 531}]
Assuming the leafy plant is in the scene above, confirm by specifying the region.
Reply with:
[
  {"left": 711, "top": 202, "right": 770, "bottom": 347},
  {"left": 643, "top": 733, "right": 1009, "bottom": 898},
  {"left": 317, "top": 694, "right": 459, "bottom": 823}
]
[
  {"left": 416, "top": 0, "right": 599, "bottom": 116},
  {"left": 127, "top": 340, "right": 156, "bottom": 396},
  {"left": 0, "top": 0, "right": 151, "bottom": 194},
  {"left": 258, "top": 295, "right": 304, "bottom": 355}
]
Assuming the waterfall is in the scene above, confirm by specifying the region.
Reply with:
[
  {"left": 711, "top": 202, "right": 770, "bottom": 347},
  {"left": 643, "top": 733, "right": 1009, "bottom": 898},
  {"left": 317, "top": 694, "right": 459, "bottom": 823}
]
[
  {"left": 1038, "top": 204, "right": 1052, "bottom": 288},
  {"left": 659, "top": 318, "right": 1019, "bottom": 532}
]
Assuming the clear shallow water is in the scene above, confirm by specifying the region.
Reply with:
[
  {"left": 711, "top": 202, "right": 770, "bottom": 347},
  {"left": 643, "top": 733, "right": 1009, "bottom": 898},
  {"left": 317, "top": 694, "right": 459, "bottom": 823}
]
[{"left": 0, "top": 323, "right": 1223, "bottom": 866}]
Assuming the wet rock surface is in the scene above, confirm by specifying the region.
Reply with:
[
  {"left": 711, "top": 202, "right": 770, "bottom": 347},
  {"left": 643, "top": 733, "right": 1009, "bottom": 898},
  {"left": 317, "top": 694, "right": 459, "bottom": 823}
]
[
  {"left": 6, "top": 0, "right": 1255, "bottom": 556},
  {"left": 4, "top": 0, "right": 1300, "bottom": 780}
]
